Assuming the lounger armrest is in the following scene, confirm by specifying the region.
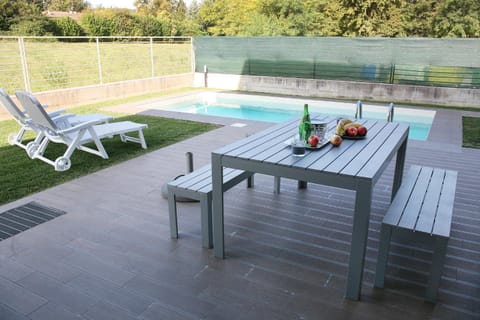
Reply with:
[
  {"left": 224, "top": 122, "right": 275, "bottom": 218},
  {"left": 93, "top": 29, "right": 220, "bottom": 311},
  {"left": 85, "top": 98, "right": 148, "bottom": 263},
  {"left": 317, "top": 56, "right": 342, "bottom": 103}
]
[
  {"left": 47, "top": 109, "right": 66, "bottom": 117},
  {"left": 50, "top": 113, "right": 75, "bottom": 122},
  {"left": 58, "top": 119, "right": 104, "bottom": 134}
]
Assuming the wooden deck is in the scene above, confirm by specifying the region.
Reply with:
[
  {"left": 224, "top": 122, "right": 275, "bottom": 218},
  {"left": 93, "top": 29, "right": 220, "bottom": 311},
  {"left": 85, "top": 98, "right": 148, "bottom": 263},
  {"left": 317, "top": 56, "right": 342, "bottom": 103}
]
[{"left": 0, "top": 106, "right": 478, "bottom": 320}]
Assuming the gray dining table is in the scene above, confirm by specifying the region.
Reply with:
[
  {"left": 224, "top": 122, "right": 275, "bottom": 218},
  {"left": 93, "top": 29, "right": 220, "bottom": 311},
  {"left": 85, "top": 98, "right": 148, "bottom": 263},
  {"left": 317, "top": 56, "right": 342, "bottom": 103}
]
[{"left": 211, "top": 115, "right": 409, "bottom": 300}]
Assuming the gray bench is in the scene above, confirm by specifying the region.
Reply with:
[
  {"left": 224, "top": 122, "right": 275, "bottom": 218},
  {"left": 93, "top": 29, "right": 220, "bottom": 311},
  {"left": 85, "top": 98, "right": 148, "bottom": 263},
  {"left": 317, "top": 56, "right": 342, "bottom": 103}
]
[
  {"left": 375, "top": 165, "right": 457, "bottom": 303},
  {"left": 167, "top": 165, "right": 254, "bottom": 248}
]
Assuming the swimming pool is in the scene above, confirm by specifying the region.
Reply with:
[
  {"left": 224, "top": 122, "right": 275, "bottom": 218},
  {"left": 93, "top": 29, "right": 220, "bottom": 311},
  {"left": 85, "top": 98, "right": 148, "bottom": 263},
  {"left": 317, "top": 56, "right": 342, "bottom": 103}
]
[{"left": 158, "top": 92, "right": 435, "bottom": 141}]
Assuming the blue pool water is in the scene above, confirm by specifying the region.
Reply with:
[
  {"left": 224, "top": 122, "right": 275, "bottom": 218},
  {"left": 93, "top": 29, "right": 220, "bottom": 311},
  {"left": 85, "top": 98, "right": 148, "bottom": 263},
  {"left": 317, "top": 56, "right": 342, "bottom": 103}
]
[{"left": 161, "top": 93, "right": 435, "bottom": 141}]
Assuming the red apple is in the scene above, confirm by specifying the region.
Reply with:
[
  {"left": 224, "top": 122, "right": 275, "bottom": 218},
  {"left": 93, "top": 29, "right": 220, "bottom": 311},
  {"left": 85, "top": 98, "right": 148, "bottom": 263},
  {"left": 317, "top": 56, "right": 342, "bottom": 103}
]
[
  {"left": 308, "top": 135, "right": 319, "bottom": 147},
  {"left": 330, "top": 134, "right": 342, "bottom": 147},
  {"left": 346, "top": 126, "right": 358, "bottom": 137},
  {"left": 357, "top": 126, "right": 367, "bottom": 136}
]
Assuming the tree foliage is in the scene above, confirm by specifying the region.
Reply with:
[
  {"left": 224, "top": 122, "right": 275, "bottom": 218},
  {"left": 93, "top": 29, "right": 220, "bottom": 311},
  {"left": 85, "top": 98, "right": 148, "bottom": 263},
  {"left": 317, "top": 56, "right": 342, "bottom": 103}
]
[
  {"left": 433, "top": 0, "right": 480, "bottom": 37},
  {"left": 0, "top": 0, "right": 479, "bottom": 37},
  {"left": 46, "top": 0, "right": 87, "bottom": 12},
  {"left": 52, "top": 17, "right": 85, "bottom": 36}
]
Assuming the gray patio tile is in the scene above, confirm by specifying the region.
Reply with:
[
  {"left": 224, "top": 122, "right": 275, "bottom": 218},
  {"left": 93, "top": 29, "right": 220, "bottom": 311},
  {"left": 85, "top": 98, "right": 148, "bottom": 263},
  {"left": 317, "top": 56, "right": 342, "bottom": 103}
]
[
  {"left": 0, "top": 257, "right": 34, "bottom": 282},
  {"left": 0, "top": 303, "right": 30, "bottom": 320},
  {"left": 29, "top": 302, "right": 87, "bottom": 320},
  {"left": 83, "top": 301, "right": 138, "bottom": 320},
  {"left": 139, "top": 302, "right": 199, "bottom": 320},
  {"left": 0, "top": 276, "right": 47, "bottom": 315},
  {"left": 67, "top": 272, "right": 155, "bottom": 316},
  {"left": 124, "top": 274, "right": 215, "bottom": 318},
  {"left": 17, "top": 272, "right": 98, "bottom": 315},
  {"left": 60, "top": 249, "right": 137, "bottom": 286},
  {"left": 13, "top": 252, "right": 83, "bottom": 284}
]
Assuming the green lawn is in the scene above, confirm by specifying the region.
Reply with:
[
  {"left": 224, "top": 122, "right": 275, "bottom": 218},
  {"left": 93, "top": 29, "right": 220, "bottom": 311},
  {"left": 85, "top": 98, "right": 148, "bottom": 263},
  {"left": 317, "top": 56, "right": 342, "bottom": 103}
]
[
  {"left": 0, "top": 93, "right": 218, "bottom": 206},
  {"left": 463, "top": 116, "right": 480, "bottom": 149}
]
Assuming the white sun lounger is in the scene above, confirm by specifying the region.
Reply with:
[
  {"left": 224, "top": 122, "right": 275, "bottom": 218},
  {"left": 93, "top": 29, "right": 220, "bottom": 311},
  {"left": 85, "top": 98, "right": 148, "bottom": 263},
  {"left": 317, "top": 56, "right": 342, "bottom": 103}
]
[
  {"left": 0, "top": 88, "right": 112, "bottom": 155},
  {"left": 16, "top": 90, "right": 148, "bottom": 171}
]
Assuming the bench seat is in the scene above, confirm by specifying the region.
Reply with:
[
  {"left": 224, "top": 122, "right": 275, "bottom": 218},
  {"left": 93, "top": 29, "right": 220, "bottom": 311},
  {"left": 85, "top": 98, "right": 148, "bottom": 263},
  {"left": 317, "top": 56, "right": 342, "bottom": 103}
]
[
  {"left": 375, "top": 165, "right": 457, "bottom": 302},
  {"left": 167, "top": 165, "right": 254, "bottom": 248}
]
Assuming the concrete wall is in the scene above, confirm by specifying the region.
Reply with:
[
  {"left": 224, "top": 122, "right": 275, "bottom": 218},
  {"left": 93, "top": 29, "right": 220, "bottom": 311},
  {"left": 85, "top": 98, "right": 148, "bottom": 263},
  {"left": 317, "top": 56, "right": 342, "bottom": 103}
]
[
  {"left": 194, "top": 73, "right": 480, "bottom": 108},
  {"left": 1, "top": 73, "right": 194, "bottom": 120}
]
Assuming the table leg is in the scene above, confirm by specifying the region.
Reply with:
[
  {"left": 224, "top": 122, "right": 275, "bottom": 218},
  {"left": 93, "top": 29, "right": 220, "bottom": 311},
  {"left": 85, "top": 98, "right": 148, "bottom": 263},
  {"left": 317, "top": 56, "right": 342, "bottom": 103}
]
[
  {"left": 391, "top": 135, "right": 408, "bottom": 201},
  {"left": 346, "top": 179, "right": 372, "bottom": 300},
  {"left": 212, "top": 153, "right": 225, "bottom": 258}
]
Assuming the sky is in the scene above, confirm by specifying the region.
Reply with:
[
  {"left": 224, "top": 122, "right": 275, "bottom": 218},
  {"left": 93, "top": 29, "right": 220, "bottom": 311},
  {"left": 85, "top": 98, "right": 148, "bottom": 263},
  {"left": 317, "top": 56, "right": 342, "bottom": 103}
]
[{"left": 87, "top": 0, "right": 193, "bottom": 10}]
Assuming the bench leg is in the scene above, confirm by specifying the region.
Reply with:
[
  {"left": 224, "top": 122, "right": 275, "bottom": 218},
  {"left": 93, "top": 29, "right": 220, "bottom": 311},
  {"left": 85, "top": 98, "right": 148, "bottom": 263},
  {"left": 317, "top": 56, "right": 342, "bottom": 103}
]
[
  {"left": 274, "top": 176, "right": 281, "bottom": 193},
  {"left": 426, "top": 237, "right": 448, "bottom": 303},
  {"left": 374, "top": 224, "right": 393, "bottom": 288},
  {"left": 298, "top": 180, "right": 308, "bottom": 189},
  {"left": 202, "top": 193, "right": 213, "bottom": 249},
  {"left": 167, "top": 188, "right": 179, "bottom": 239},
  {"left": 247, "top": 174, "right": 254, "bottom": 188}
]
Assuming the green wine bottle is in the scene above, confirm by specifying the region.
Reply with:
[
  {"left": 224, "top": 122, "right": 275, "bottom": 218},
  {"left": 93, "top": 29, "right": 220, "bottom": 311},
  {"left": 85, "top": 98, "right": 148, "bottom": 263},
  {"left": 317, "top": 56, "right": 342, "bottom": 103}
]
[{"left": 298, "top": 104, "right": 311, "bottom": 142}]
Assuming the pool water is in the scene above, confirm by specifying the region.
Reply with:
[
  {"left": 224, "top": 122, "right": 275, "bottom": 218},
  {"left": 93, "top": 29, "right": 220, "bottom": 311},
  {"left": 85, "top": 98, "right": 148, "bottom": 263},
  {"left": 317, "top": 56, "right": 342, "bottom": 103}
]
[{"left": 160, "top": 93, "right": 435, "bottom": 141}]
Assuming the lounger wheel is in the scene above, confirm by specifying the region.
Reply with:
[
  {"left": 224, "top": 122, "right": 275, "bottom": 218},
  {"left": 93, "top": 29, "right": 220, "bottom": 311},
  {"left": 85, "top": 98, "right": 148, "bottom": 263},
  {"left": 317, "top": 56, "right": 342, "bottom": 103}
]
[
  {"left": 54, "top": 157, "right": 71, "bottom": 171},
  {"left": 7, "top": 133, "right": 18, "bottom": 145},
  {"left": 26, "top": 142, "right": 39, "bottom": 159}
]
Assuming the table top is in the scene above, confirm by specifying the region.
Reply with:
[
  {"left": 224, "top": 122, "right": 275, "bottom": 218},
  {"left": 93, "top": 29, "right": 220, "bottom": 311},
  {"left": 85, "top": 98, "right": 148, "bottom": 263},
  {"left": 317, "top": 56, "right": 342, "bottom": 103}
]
[{"left": 213, "top": 115, "right": 409, "bottom": 186}]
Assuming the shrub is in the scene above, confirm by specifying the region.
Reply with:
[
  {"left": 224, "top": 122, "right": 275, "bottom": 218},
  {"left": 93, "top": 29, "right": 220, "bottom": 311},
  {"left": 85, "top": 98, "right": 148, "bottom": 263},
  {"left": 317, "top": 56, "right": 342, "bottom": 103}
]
[
  {"left": 79, "top": 11, "right": 111, "bottom": 36},
  {"left": 9, "top": 17, "right": 56, "bottom": 36},
  {"left": 52, "top": 17, "right": 85, "bottom": 37},
  {"left": 132, "top": 14, "right": 165, "bottom": 36}
]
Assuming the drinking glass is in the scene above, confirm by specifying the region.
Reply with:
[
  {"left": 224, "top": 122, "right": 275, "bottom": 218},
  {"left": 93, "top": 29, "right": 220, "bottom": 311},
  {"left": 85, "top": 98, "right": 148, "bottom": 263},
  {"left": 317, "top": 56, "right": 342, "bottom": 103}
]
[
  {"left": 291, "top": 134, "right": 306, "bottom": 157},
  {"left": 311, "top": 120, "right": 328, "bottom": 141}
]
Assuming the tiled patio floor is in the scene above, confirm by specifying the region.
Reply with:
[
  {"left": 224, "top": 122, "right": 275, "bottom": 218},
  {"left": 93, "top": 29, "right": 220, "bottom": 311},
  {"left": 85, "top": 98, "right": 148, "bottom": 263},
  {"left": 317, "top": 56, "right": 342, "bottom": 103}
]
[{"left": 0, "top": 99, "right": 479, "bottom": 320}]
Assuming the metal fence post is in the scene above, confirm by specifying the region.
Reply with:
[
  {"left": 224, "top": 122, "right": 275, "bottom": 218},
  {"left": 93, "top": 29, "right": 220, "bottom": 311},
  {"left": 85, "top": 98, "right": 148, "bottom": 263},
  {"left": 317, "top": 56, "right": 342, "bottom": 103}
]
[
  {"left": 389, "top": 64, "right": 395, "bottom": 84},
  {"left": 190, "top": 36, "right": 195, "bottom": 73},
  {"left": 150, "top": 37, "right": 155, "bottom": 77},
  {"left": 387, "top": 103, "right": 395, "bottom": 122},
  {"left": 355, "top": 100, "right": 363, "bottom": 119},
  {"left": 18, "top": 37, "right": 31, "bottom": 92},
  {"left": 96, "top": 37, "right": 103, "bottom": 84},
  {"left": 204, "top": 65, "right": 208, "bottom": 87}
]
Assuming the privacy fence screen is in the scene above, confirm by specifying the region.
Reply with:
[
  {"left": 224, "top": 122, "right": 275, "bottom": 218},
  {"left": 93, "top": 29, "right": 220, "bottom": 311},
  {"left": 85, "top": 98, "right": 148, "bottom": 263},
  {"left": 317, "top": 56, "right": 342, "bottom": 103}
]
[{"left": 194, "top": 37, "right": 480, "bottom": 89}]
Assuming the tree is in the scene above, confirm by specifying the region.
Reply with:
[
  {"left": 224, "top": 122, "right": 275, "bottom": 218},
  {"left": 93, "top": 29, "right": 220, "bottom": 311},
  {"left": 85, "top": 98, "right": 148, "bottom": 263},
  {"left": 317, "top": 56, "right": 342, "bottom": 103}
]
[
  {"left": 187, "top": 0, "right": 200, "bottom": 19},
  {"left": 196, "top": 0, "right": 231, "bottom": 35},
  {"left": 338, "top": 0, "right": 403, "bottom": 36},
  {"left": 304, "top": 0, "right": 342, "bottom": 36},
  {"left": 132, "top": 14, "right": 166, "bottom": 36},
  {"left": 47, "top": 0, "right": 88, "bottom": 12},
  {"left": 0, "top": 0, "right": 42, "bottom": 31},
  {"left": 401, "top": 0, "right": 438, "bottom": 37},
  {"left": 9, "top": 16, "right": 56, "bottom": 36},
  {"left": 52, "top": 16, "right": 85, "bottom": 36},
  {"left": 197, "top": 0, "right": 258, "bottom": 35},
  {"left": 79, "top": 10, "right": 112, "bottom": 35},
  {"left": 432, "top": 0, "right": 480, "bottom": 37},
  {"left": 135, "top": 0, "right": 175, "bottom": 17},
  {"left": 255, "top": 0, "right": 310, "bottom": 36}
]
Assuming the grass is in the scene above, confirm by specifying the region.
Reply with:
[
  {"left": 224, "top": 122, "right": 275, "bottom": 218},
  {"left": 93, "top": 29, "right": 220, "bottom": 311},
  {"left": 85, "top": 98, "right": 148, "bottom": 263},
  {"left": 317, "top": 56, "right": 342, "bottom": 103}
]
[
  {"left": 463, "top": 116, "right": 480, "bottom": 149},
  {"left": 0, "top": 94, "right": 219, "bottom": 206}
]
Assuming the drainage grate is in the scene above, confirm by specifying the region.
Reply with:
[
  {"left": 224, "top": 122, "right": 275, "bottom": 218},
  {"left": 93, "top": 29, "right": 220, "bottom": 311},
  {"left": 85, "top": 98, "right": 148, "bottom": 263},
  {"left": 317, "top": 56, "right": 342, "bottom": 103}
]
[{"left": 0, "top": 201, "right": 66, "bottom": 240}]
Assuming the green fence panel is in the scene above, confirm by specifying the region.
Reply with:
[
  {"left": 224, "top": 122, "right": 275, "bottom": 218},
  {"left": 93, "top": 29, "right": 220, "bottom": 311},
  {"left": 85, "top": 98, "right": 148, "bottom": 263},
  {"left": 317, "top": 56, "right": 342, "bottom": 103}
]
[
  {"left": 248, "top": 60, "right": 314, "bottom": 78},
  {"left": 194, "top": 37, "right": 480, "bottom": 89}
]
